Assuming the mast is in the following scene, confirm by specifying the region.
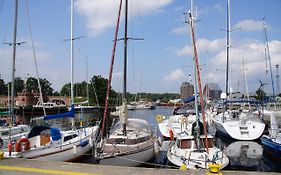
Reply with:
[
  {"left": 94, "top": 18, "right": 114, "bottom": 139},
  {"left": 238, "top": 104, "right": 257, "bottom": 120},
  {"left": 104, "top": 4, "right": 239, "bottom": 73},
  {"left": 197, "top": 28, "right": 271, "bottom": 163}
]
[
  {"left": 100, "top": 0, "right": 123, "bottom": 137},
  {"left": 188, "top": 1, "right": 209, "bottom": 153},
  {"left": 86, "top": 56, "right": 89, "bottom": 106},
  {"left": 225, "top": 0, "right": 231, "bottom": 98},
  {"left": 11, "top": 0, "right": 19, "bottom": 125},
  {"left": 70, "top": 0, "right": 74, "bottom": 128},
  {"left": 263, "top": 19, "right": 275, "bottom": 100},
  {"left": 122, "top": 0, "right": 128, "bottom": 135}
]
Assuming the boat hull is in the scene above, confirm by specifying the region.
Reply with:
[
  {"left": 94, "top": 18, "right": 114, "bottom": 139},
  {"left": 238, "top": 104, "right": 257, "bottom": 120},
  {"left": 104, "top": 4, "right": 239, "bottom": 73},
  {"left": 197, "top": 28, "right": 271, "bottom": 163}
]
[
  {"left": 261, "top": 136, "right": 281, "bottom": 157},
  {"left": 213, "top": 117, "right": 265, "bottom": 140},
  {"left": 98, "top": 145, "right": 155, "bottom": 166}
]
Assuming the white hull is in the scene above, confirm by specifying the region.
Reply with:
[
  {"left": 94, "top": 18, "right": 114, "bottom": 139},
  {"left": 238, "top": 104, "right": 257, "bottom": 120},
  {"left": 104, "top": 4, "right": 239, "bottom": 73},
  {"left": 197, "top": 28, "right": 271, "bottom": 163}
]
[
  {"left": 98, "top": 145, "right": 155, "bottom": 166},
  {"left": 23, "top": 135, "right": 92, "bottom": 162},
  {"left": 213, "top": 112, "right": 265, "bottom": 140},
  {"left": 5, "top": 126, "right": 99, "bottom": 162},
  {"left": 157, "top": 114, "right": 196, "bottom": 139},
  {"left": 167, "top": 137, "right": 229, "bottom": 169}
]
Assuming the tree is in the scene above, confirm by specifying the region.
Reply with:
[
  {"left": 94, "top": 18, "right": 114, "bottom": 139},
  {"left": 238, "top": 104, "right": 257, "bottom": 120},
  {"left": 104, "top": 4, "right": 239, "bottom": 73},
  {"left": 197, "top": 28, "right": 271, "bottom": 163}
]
[
  {"left": 89, "top": 75, "right": 116, "bottom": 106},
  {"left": 60, "top": 83, "right": 71, "bottom": 96},
  {"left": 255, "top": 88, "right": 266, "bottom": 101},
  {"left": 25, "top": 77, "right": 54, "bottom": 95},
  {"left": 13, "top": 77, "right": 25, "bottom": 95},
  {"left": 0, "top": 77, "right": 7, "bottom": 95}
]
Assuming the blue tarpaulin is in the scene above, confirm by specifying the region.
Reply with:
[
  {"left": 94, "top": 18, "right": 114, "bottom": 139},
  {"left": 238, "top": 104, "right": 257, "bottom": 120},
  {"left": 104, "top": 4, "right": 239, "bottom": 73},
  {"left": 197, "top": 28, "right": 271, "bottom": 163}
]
[
  {"left": 183, "top": 95, "right": 195, "bottom": 103},
  {"left": 43, "top": 104, "right": 75, "bottom": 120}
]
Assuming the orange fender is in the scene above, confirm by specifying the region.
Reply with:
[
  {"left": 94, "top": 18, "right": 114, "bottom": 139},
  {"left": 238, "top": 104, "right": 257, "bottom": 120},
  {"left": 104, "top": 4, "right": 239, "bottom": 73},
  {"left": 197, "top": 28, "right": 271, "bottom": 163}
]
[
  {"left": 169, "top": 129, "right": 174, "bottom": 141},
  {"left": 15, "top": 138, "right": 30, "bottom": 152}
]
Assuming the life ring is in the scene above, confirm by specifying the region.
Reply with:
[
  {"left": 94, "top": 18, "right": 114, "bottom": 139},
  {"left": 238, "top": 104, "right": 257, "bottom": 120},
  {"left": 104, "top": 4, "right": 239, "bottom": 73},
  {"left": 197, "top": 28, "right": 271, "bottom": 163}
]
[
  {"left": 15, "top": 138, "right": 30, "bottom": 152},
  {"left": 155, "top": 115, "right": 163, "bottom": 123}
]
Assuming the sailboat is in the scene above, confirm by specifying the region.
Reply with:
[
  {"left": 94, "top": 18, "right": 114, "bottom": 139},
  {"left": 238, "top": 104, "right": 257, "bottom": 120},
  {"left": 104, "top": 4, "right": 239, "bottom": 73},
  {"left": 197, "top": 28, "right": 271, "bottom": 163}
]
[
  {"left": 4, "top": 0, "right": 99, "bottom": 161},
  {"left": 212, "top": 0, "right": 265, "bottom": 141},
  {"left": 167, "top": 2, "right": 229, "bottom": 169},
  {"left": 96, "top": 0, "right": 159, "bottom": 166},
  {"left": 0, "top": 0, "right": 31, "bottom": 151}
]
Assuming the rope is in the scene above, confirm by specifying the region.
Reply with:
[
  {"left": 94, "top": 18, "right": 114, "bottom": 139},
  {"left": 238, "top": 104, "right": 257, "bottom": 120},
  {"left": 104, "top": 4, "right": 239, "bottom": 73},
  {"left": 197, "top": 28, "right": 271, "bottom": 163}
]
[{"left": 24, "top": 0, "right": 46, "bottom": 116}]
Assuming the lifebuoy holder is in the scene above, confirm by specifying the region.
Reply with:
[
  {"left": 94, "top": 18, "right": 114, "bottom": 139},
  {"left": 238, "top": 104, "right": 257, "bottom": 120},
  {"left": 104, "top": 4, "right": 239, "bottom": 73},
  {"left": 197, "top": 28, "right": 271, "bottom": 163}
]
[{"left": 15, "top": 138, "right": 30, "bottom": 152}]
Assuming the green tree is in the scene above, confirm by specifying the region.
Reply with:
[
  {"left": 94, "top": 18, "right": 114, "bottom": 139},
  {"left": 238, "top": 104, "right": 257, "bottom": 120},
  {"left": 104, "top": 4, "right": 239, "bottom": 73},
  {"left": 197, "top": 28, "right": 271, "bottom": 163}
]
[
  {"left": 14, "top": 77, "right": 25, "bottom": 94},
  {"left": 25, "top": 77, "right": 54, "bottom": 95},
  {"left": 89, "top": 75, "right": 116, "bottom": 106},
  {"left": 0, "top": 77, "right": 7, "bottom": 95},
  {"left": 255, "top": 88, "right": 266, "bottom": 101},
  {"left": 60, "top": 83, "right": 71, "bottom": 96}
]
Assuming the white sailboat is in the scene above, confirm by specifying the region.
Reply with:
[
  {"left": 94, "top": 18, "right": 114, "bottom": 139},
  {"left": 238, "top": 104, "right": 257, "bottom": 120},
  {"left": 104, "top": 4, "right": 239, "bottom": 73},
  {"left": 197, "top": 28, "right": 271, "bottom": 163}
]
[
  {"left": 156, "top": 105, "right": 197, "bottom": 140},
  {"left": 96, "top": 0, "right": 159, "bottom": 166},
  {"left": 212, "top": 0, "right": 265, "bottom": 141},
  {"left": 4, "top": 0, "right": 99, "bottom": 161},
  {"left": 0, "top": 0, "right": 31, "bottom": 152},
  {"left": 167, "top": 2, "right": 229, "bottom": 169}
]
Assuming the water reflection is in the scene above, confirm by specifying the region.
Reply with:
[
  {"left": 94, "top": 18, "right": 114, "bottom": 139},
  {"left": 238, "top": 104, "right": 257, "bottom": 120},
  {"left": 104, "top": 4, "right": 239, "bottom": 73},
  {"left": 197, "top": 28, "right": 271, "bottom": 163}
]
[{"left": 226, "top": 141, "right": 263, "bottom": 170}]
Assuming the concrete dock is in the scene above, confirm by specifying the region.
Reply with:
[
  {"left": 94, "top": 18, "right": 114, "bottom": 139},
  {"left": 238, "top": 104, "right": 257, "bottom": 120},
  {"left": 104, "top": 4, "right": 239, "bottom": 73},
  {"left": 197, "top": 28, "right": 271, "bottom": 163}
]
[{"left": 0, "top": 158, "right": 280, "bottom": 175}]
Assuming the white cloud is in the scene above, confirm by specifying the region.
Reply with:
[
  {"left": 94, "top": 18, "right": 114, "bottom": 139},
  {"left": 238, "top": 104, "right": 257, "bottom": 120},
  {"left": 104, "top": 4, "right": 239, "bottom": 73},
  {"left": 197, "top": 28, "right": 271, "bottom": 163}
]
[
  {"left": 171, "top": 26, "right": 187, "bottom": 34},
  {"left": 234, "top": 20, "right": 268, "bottom": 32},
  {"left": 174, "top": 38, "right": 225, "bottom": 56},
  {"left": 207, "top": 39, "right": 281, "bottom": 93},
  {"left": 199, "top": 4, "right": 224, "bottom": 15},
  {"left": 75, "top": 0, "right": 173, "bottom": 37},
  {"left": 163, "top": 69, "right": 185, "bottom": 81}
]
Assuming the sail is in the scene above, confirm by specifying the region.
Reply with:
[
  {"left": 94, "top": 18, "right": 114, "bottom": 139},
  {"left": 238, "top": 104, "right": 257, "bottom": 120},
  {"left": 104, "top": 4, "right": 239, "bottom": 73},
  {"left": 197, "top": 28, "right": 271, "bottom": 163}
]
[{"left": 43, "top": 104, "right": 75, "bottom": 120}]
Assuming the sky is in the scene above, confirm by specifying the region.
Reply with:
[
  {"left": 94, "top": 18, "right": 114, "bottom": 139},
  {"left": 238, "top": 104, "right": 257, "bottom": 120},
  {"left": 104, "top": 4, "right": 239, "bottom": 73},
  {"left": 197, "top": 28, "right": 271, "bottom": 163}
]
[{"left": 0, "top": 0, "right": 280, "bottom": 95}]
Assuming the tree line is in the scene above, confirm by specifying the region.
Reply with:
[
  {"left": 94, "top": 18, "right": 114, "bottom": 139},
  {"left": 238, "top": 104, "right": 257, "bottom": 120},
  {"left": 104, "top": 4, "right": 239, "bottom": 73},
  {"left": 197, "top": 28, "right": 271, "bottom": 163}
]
[{"left": 0, "top": 75, "right": 180, "bottom": 106}]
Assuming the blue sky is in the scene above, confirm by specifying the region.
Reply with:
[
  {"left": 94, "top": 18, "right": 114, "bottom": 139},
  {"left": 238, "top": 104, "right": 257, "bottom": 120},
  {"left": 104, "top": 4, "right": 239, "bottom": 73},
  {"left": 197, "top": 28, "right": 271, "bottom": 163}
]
[{"left": 0, "top": 0, "right": 280, "bottom": 95}]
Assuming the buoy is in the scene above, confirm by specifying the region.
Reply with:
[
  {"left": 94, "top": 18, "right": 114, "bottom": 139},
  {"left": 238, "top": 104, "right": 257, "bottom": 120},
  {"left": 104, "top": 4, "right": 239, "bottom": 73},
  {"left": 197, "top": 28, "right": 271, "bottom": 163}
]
[
  {"left": 206, "top": 163, "right": 222, "bottom": 175},
  {"left": 155, "top": 115, "right": 163, "bottom": 123},
  {"left": 169, "top": 128, "right": 174, "bottom": 141},
  {"left": 0, "top": 151, "right": 4, "bottom": 159},
  {"left": 8, "top": 142, "right": 13, "bottom": 156},
  {"left": 179, "top": 164, "right": 187, "bottom": 170},
  {"left": 89, "top": 136, "right": 93, "bottom": 147},
  {"left": 73, "top": 145, "right": 77, "bottom": 154}
]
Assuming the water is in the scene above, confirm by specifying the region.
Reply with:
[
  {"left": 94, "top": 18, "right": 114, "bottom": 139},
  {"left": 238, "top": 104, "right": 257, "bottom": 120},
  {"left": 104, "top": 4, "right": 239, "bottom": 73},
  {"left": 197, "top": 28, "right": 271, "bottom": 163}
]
[{"left": 128, "top": 106, "right": 281, "bottom": 172}]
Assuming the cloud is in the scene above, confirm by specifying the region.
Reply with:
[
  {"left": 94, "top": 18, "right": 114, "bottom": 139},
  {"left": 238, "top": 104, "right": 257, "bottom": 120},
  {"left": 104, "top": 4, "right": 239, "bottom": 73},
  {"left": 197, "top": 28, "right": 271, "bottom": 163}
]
[
  {"left": 207, "top": 39, "right": 281, "bottom": 93},
  {"left": 171, "top": 26, "right": 187, "bottom": 34},
  {"left": 234, "top": 20, "right": 268, "bottom": 32},
  {"left": 75, "top": 0, "right": 173, "bottom": 37},
  {"left": 163, "top": 69, "right": 185, "bottom": 81},
  {"left": 199, "top": 4, "right": 224, "bottom": 15},
  {"left": 174, "top": 38, "right": 225, "bottom": 56}
]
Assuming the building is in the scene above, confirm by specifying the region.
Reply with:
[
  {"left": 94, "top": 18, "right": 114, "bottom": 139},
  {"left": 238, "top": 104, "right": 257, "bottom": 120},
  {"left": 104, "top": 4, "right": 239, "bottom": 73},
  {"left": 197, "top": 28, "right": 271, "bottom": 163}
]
[
  {"left": 203, "top": 83, "right": 222, "bottom": 101},
  {"left": 180, "top": 82, "right": 194, "bottom": 99}
]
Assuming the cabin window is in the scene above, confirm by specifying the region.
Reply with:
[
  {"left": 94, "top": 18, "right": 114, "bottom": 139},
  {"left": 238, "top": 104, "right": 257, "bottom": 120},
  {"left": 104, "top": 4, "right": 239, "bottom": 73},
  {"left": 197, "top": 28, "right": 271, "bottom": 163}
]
[
  {"left": 63, "top": 134, "right": 78, "bottom": 142},
  {"left": 180, "top": 139, "right": 192, "bottom": 149}
]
